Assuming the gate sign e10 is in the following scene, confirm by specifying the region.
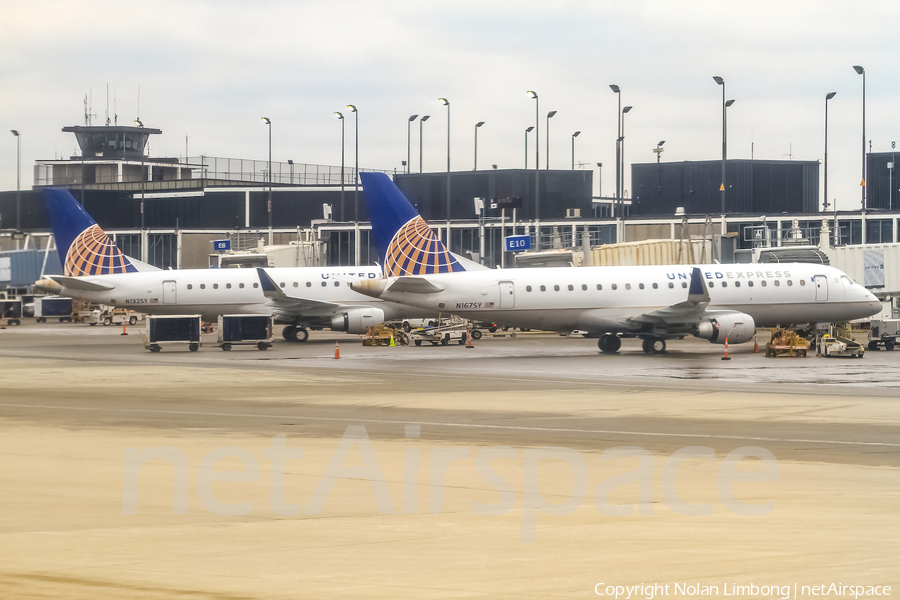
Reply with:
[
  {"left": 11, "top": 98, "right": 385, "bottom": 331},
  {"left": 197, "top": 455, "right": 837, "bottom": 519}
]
[
  {"left": 214, "top": 240, "right": 231, "bottom": 252},
  {"left": 505, "top": 235, "right": 531, "bottom": 252}
]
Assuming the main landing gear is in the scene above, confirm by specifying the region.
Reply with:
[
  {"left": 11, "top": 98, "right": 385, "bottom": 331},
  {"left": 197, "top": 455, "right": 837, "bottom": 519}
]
[
  {"left": 281, "top": 325, "right": 309, "bottom": 342},
  {"left": 597, "top": 334, "right": 667, "bottom": 354},
  {"left": 641, "top": 337, "right": 666, "bottom": 354},
  {"left": 598, "top": 334, "right": 621, "bottom": 354}
]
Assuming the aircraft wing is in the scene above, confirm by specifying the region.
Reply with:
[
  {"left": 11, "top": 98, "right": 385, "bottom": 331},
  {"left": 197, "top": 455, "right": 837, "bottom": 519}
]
[
  {"left": 627, "top": 267, "right": 711, "bottom": 325},
  {"left": 256, "top": 268, "right": 344, "bottom": 315}
]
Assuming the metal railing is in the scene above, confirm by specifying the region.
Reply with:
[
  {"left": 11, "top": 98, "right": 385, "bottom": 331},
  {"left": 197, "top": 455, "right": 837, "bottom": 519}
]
[{"left": 188, "top": 156, "right": 390, "bottom": 186}]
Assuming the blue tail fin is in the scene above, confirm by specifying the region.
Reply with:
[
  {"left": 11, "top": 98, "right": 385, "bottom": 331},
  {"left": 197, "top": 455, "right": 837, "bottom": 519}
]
[
  {"left": 360, "top": 172, "right": 466, "bottom": 276},
  {"left": 44, "top": 188, "right": 138, "bottom": 277}
]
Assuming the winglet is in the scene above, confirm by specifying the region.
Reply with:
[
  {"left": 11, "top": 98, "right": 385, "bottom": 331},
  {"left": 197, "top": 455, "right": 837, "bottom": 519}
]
[
  {"left": 256, "top": 268, "right": 285, "bottom": 299},
  {"left": 43, "top": 188, "right": 139, "bottom": 277},
  {"left": 360, "top": 172, "right": 466, "bottom": 277},
  {"left": 687, "top": 267, "right": 711, "bottom": 303}
]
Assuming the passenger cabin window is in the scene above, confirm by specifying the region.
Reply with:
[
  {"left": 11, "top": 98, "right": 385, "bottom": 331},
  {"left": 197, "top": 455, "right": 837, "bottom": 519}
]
[
  {"left": 306, "top": 282, "right": 312, "bottom": 287},
  {"left": 800, "top": 279, "right": 807, "bottom": 286},
  {"left": 625, "top": 283, "right": 631, "bottom": 290},
  {"left": 226, "top": 283, "right": 232, "bottom": 289},
  {"left": 787, "top": 280, "right": 793, "bottom": 286},
  {"left": 540, "top": 285, "right": 546, "bottom": 292},
  {"left": 761, "top": 281, "right": 767, "bottom": 287},
  {"left": 200, "top": 284, "right": 206, "bottom": 290},
  {"left": 611, "top": 284, "right": 617, "bottom": 290},
  {"left": 582, "top": 284, "right": 587, "bottom": 291},
  {"left": 526, "top": 285, "right": 532, "bottom": 292},
  {"left": 596, "top": 284, "right": 602, "bottom": 290},
  {"left": 253, "top": 283, "right": 259, "bottom": 288},
  {"left": 652, "top": 283, "right": 658, "bottom": 289},
  {"left": 321, "top": 282, "right": 327, "bottom": 287},
  {"left": 213, "top": 283, "right": 219, "bottom": 289},
  {"left": 668, "top": 282, "right": 674, "bottom": 289},
  {"left": 709, "top": 282, "right": 715, "bottom": 288},
  {"left": 734, "top": 281, "right": 740, "bottom": 287},
  {"left": 639, "top": 283, "right": 644, "bottom": 290},
  {"left": 681, "top": 282, "right": 688, "bottom": 289},
  {"left": 554, "top": 285, "right": 560, "bottom": 291},
  {"left": 774, "top": 280, "right": 780, "bottom": 287},
  {"left": 187, "top": 284, "right": 193, "bottom": 290},
  {"left": 748, "top": 281, "right": 754, "bottom": 287},
  {"left": 239, "top": 283, "right": 245, "bottom": 289},
  {"left": 293, "top": 282, "right": 298, "bottom": 287},
  {"left": 721, "top": 282, "right": 727, "bottom": 288},
  {"left": 568, "top": 285, "right": 574, "bottom": 291},
  {"left": 279, "top": 282, "right": 285, "bottom": 288}
]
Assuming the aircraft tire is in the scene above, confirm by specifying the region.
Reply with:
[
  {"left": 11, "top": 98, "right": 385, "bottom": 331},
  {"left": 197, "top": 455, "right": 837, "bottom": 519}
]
[
  {"left": 599, "top": 334, "right": 621, "bottom": 354},
  {"left": 282, "top": 326, "right": 296, "bottom": 341},
  {"left": 293, "top": 327, "right": 309, "bottom": 343}
]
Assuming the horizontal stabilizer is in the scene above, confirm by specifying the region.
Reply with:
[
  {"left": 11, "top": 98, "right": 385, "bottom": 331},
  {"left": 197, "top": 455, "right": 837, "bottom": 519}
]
[
  {"left": 49, "top": 275, "right": 115, "bottom": 292},
  {"left": 387, "top": 277, "right": 445, "bottom": 294}
]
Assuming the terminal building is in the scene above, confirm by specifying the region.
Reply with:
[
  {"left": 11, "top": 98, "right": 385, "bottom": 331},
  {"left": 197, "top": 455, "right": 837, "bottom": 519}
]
[{"left": 2, "top": 118, "right": 900, "bottom": 301}]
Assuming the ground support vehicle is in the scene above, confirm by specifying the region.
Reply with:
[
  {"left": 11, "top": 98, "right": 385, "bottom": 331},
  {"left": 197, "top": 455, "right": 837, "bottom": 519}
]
[
  {"left": 142, "top": 315, "right": 202, "bottom": 353},
  {"left": 817, "top": 323, "right": 865, "bottom": 358},
  {"left": 765, "top": 327, "right": 809, "bottom": 357},
  {"left": 34, "top": 297, "right": 73, "bottom": 323},
  {"left": 216, "top": 314, "right": 274, "bottom": 351},
  {"left": 867, "top": 319, "right": 900, "bottom": 351},
  {"left": 363, "top": 324, "right": 408, "bottom": 346},
  {"left": 0, "top": 299, "right": 23, "bottom": 326},
  {"left": 408, "top": 317, "right": 469, "bottom": 346},
  {"left": 100, "top": 308, "right": 143, "bottom": 327}
]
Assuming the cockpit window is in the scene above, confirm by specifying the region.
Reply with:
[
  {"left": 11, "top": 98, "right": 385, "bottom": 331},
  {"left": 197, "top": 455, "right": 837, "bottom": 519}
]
[{"left": 841, "top": 276, "right": 854, "bottom": 286}]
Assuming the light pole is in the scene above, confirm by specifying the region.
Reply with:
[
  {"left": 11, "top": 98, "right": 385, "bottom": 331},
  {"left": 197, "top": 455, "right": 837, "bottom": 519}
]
[
  {"left": 546, "top": 110, "right": 557, "bottom": 169},
  {"left": 261, "top": 117, "right": 272, "bottom": 236},
  {"left": 407, "top": 114, "right": 417, "bottom": 175},
  {"left": 891, "top": 141, "right": 896, "bottom": 211},
  {"left": 525, "top": 126, "right": 534, "bottom": 168},
  {"left": 287, "top": 159, "right": 294, "bottom": 184},
  {"left": 571, "top": 131, "right": 580, "bottom": 170},
  {"left": 474, "top": 121, "right": 484, "bottom": 170},
  {"left": 135, "top": 120, "right": 145, "bottom": 232},
  {"left": 824, "top": 92, "right": 836, "bottom": 212},
  {"left": 335, "top": 112, "right": 345, "bottom": 221},
  {"left": 610, "top": 84, "right": 621, "bottom": 216},
  {"left": 854, "top": 65, "right": 866, "bottom": 210},
  {"left": 654, "top": 141, "right": 665, "bottom": 205},
  {"left": 621, "top": 105, "right": 632, "bottom": 204},
  {"left": 713, "top": 76, "right": 728, "bottom": 214},
  {"left": 438, "top": 98, "right": 451, "bottom": 222},
  {"left": 347, "top": 105, "right": 358, "bottom": 222},
  {"left": 10, "top": 130, "right": 20, "bottom": 231},
  {"left": 419, "top": 115, "right": 430, "bottom": 173},
  {"left": 527, "top": 91, "right": 540, "bottom": 244}
]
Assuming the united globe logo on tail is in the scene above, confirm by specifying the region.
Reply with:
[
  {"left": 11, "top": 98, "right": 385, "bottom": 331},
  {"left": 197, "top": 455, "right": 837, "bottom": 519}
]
[
  {"left": 384, "top": 216, "right": 464, "bottom": 276},
  {"left": 65, "top": 224, "right": 136, "bottom": 276}
]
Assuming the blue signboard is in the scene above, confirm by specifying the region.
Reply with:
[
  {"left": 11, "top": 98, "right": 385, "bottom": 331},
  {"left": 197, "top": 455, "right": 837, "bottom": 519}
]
[
  {"left": 214, "top": 240, "right": 231, "bottom": 252},
  {"left": 504, "top": 235, "right": 531, "bottom": 252}
]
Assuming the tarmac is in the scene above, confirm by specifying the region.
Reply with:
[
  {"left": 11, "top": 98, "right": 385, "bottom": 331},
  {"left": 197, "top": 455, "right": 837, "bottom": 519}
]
[{"left": 0, "top": 321, "right": 898, "bottom": 599}]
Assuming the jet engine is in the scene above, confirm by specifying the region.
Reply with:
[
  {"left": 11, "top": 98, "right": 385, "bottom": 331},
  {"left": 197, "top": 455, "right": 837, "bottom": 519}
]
[
  {"left": 331, "top": 307, "right": 386, "bottom": 334},
  {"left": 694, "top": 312, "right": 756, "bottom": 344}
]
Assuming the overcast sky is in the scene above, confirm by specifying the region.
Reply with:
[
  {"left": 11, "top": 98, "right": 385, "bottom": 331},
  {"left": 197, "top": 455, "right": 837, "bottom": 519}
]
[{"left": 2, "top": 0, "right": 898, "bottom": 211}]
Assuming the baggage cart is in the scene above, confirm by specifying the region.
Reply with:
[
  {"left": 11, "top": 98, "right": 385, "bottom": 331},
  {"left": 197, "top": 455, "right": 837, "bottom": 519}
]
[
  {"left": 216, "top": 314, "right": 274, "bottom": 351},
  {"left": 142, "top": 314, "right": 202, "bottom": 352}
]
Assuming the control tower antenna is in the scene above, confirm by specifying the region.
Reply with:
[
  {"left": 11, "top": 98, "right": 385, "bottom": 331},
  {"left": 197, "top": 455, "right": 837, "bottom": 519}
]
[
  {"left": 105, "top": 84, "right": 110, "bottom": 126},
  {"left": 136, "top": 83, "right": 141, "bottom": 123}
]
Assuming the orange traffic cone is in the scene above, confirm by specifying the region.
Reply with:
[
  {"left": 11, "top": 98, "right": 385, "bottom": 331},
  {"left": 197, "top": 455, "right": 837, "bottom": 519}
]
[
  {"left": 721, "top": 336, "right": 731, "bottom": 361},
  {"left": 121, "top": 319, "right": 128, "bottom": 336},
  {"left": 334, "top": 341, "right": 341, "bottom": 359},
  {"left": 466, "top": 331, "right": 474, "bottom": 349},
  {"left": 753, "top": 335, "right": 759, "bottom": 354}
]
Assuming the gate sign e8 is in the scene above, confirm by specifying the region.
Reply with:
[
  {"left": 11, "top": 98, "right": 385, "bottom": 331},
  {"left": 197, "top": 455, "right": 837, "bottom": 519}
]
[
  {"left": 505, "top": 235, "right": 531, "bottom": 252},
  {"left": 214, "top": 240, "right": 231, "bottom": 252}
]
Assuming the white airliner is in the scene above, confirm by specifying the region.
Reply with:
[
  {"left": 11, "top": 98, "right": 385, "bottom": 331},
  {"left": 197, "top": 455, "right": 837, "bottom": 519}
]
[
  {"left": 39, "top": 188, "right": 453, "bottom": 341},
  {"left": 352, "top": 173, "right": 882, "bottom": 354}
]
